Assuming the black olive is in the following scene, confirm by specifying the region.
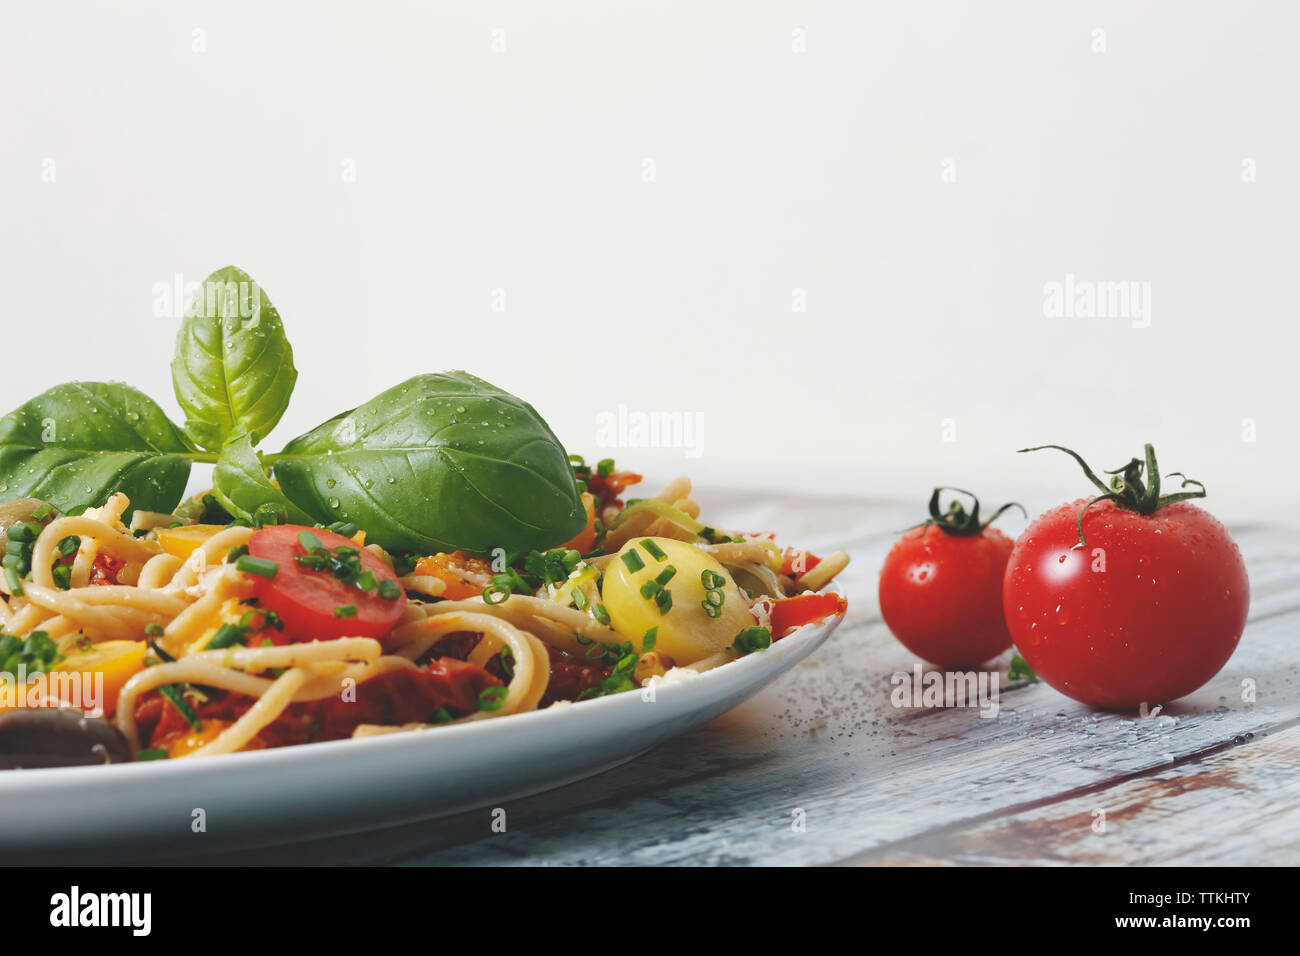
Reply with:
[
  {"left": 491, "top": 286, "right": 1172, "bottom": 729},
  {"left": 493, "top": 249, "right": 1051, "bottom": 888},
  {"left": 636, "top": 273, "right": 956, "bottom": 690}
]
[{"left": 0, "top": 707, "right": 131, "bottom": 769}]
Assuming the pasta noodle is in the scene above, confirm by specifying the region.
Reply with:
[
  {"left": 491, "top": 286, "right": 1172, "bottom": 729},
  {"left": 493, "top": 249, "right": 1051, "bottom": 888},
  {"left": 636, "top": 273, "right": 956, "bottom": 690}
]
[{"left": 0, "top": 473, "right": 848, "bottom": 765}]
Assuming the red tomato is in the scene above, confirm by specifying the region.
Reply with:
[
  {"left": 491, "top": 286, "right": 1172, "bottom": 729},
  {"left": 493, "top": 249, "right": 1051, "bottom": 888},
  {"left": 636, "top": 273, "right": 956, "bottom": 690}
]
[
  {"left": 880, "top": 523, "right": 1016, "bottom": 667},
  {"left": 588, "top": 469, "right": 642, "bottom": 508},
  {"left": 1004, "top": 498, "right": 1248, "bottom": 709},
  {"left": 136, "top": 657, "right": 500, "bottom": 750},
  {"left": 246, "top": 525, "right": 407, "bottom": 646},
  {"left": 769, "top": 592, "right": 846, "bottom": 638},
  {"left": 89, "top": 552, "right": 126, "bottom": 586},
  {"left": 1005, "top": 443, "right": 1250, "bottom": 709},
  {"left": 779, "top": 547, "right": 822, "bottom": 577}
]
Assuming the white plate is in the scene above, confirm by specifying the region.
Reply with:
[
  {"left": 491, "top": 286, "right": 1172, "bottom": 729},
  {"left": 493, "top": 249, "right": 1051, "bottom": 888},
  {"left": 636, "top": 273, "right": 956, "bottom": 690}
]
[{"left": 0, "top": 595, "right": 844, "bottom": 855}]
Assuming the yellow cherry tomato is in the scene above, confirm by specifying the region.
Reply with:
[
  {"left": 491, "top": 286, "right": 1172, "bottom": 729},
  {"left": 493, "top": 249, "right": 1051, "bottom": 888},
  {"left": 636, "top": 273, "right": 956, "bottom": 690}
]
[
  {"left": 600, "top": 537, "right": 753, "bottom": 665},
  {"left": 155, "top": 524, "right": 228, "bottom": 560},
  {"left": 52, "top": 639, "right": 147, "bottom": 717}
]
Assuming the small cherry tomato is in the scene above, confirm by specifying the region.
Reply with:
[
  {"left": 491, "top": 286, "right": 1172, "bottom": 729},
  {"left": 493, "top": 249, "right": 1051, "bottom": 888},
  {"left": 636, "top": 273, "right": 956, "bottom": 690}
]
[
  {"left": 246, "top": 525, "right": 407, "bottom": 645},
  {"left": 879, "top": 488, "right": 1023, "bottom": 667},
  {"left": 1005, "top": 444, "right": 1249, "bottom": 709}
]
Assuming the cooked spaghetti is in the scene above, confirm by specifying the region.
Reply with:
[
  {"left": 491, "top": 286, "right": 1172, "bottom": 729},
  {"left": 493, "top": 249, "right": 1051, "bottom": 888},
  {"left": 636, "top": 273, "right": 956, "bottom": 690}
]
[{"left": 0, "top": 468, "right": 848, "bottom": 764}]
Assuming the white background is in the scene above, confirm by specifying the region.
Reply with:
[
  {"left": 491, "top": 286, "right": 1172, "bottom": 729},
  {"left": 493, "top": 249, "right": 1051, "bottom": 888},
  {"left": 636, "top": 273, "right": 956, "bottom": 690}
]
[{"left": 2, "top": 1, "right": 1296, "bottom": 523}]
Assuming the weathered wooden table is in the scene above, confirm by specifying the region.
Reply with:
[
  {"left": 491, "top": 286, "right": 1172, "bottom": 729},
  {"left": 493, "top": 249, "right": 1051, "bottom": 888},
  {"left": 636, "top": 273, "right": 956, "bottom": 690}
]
[{"left": 186, "top": 491, "right": 1299, "bottom": 866}]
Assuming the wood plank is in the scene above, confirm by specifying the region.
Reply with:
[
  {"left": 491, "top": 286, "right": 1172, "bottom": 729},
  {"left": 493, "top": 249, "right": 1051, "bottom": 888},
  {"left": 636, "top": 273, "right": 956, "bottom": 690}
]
[{"left": 850, "top": 718, "right": 1300, "bottom": 866}]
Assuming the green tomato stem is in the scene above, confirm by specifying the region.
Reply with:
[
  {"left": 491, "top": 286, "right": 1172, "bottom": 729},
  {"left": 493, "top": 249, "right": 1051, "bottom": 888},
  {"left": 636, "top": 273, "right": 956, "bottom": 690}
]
[{"left": 1018, "top": 442, "right": 1208, "bottom": 545}]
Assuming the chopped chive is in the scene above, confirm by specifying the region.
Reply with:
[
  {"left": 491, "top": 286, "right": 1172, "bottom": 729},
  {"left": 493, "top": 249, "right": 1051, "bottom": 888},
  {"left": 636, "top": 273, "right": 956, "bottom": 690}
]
[
  {"left": 57, "top": 536, "right": 80, "bottom": 558},
  {"left": 6, "top": 522, "right": 40, "bottom": 543},
  {"left": 571, "top": 586, "right": 588, "bottom": 610},
  {"left": 30, "top": 503, "right": 54, "bottom": 521},
  {"left": 575, "top": 633, "right": 594, "bottom": 645},
  {"left": 333, "top": 604, "right": 358, "bottom": 618},
  {"left": 429, "top": 706, "right": 453, "bottom": 724},
  {"left": 235, "top": 555, "right": 279, "bottom": 579},
  {"left": 298, "top": 529, "right": 327, "bottom": 553},
  {"left": 596, "top": 458, "right": 615, "bottom": 477},
  {"left": 620, "top": 550, "right": 645, "bottom": 573},
  {"left": 135, "top": 748, "right": 169, "bottom": 761},
  {"left": 655, "top": 565, "right": 677, "bottom": 586},
  {"left": 703, "top": 602, "right": 722, "bottom": 618},
  {"left": 703, "top": 589, "right": 724, "bottom": 607},
  {"left": 654, "top": 588, "right": 673, "bottom": 615},
  {"left": 701, "top": 569, "right": 726, "bottom": 590},
  {"left": 144, "top": 623, "right": 164, "bottom": 638},
  {"left": 377, "top": 578, "right": 401, "bottom": 601},
  {"left": 51, "top": 564, "right": 72, "bottom": 590},
  {"left": 591, "top": 603, "right": 611, "bottom": 626},
  {"left": 355, "top": 569, "right": 379, "bottom": 593},
  {"left": 642, "top": 626, "right": 658, "bottom": 651},
  {"left": 639, "top": 579, "right": 661, "bottom": 600},
  {"left": 206, "top": 624, "right": 247, "bottom": 650},
  {"left": 4, "top": 567, "right": 24, "bottom": 596},
  {"left": 478, "top": 685, "right": 508, "bottom": 711},
  {"left": 160, "top": 686, "right": 201, "bottom": 731},
  {"left": 225, "top": 544, "right": 250, "bottom": 563},
  {"left": 641, "top": 539, "right": 668, "bottom": 562},
  {"left": 733, "top": 626, "right": 772, "bottom": 655}
]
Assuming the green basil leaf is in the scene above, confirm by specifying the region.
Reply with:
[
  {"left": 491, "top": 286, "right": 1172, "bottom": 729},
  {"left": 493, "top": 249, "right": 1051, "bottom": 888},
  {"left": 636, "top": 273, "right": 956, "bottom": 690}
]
[
  {"left": 271, "top": 371, "right": 586, "bottom": 554},
  {"left": 212, "top": 428, "right": 313, "bottom": 526},
  {"left": 171, "top": 265, "right": 297, "bottom": 451},
  {"left": 0, "top": 382, "right": 194, "bottom": 516}
]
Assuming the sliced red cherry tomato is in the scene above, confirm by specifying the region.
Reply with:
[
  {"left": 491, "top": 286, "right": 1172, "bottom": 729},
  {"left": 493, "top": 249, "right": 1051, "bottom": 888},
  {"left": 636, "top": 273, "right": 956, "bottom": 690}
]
[
  {"left": 769, "top": 592, "right": 847, "bottom": 638},
  {"left": 246, "top": 525, "right": 407, "bottom": 646}
]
